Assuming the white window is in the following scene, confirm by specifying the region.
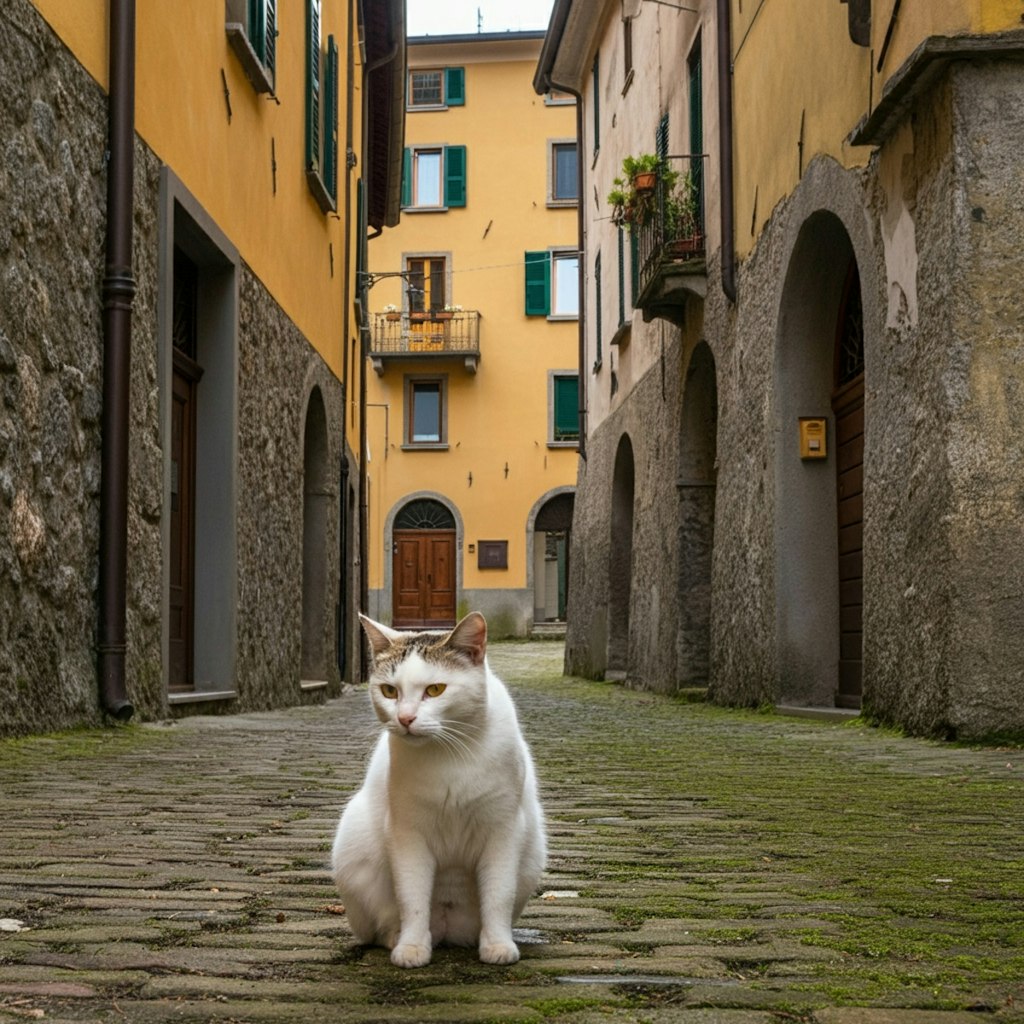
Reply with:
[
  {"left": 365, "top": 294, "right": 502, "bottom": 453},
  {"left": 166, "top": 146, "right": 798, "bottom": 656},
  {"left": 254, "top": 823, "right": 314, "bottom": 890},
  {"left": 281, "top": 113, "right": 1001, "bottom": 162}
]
[{"left": 553, "top": 251, "right": 579, "bottom": 317}]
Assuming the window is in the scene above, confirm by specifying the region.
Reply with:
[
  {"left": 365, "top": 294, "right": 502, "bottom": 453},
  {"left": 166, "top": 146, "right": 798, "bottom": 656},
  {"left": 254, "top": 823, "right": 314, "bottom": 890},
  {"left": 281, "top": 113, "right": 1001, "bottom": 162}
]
[
  {"left": 591, "top": 53, "right": 600, "bottom": 157},
  {"left": 304, "top": 0, "right": 338, "bottom": 213},
  {"left": 406, "top": 257, "right": 447, "bottom": 313},
  {"left": 549, "top": 141, "right": 578, "bottom": 204},
  {"left": 405, "top": 376, "right": 448, "bottom": 447},
  {"left": 553, "top": 251, "right": 579, "bottom": 316},
  {"left": 402, "top": 146, "right": 467, "bottom": 209},
  {"left": 408, "top": 67, "right": 465, "bottom": 109},
  {"left": 551, "top": 372, "right": 579, "bottom": 444},
  {"left": 225, "top": 0, "right": 276, "bottom": 94},
  {"left": 594, "top": 251, "right": 602, "bottom": 369},
  {"left": 623, "top": 17, "right": 634, "bottom": 89},
  {"left": 524, "top": 250, "right": 579, "bottom": 318}
]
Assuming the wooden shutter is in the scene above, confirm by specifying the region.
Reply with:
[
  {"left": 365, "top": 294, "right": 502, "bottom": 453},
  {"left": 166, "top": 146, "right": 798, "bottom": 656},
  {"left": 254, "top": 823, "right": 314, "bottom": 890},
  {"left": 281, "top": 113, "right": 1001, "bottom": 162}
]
[
  {"left": 305, "top": 0, "right": 322, "bottom": 174},
  {"left": 324, "top": 35, "right": 339, "bottom": 202},
  {"left": 554, "top": 376, "right": 578, "bottom": 440},
  {"left": 401, "top": 148, "right": 412, "bottom": 208},
  {"left": 617, "top": 228, "right": 626, "bottom": 325},
  {"left": 591, "top": 53, "right": 600, "bottom": 154},
  {"left": 443, "top": 146, "right": 467, "bottom": 207},
  {"left": 594, "top": 251, "right": 602, "bottom": 366},
  {"left": 445, "top": 66, "right": 465, "bottom": 106},
  {"left": 656, "top": 112, "right": 669, "bottom": 161},
  {"left": 525, "top": 251, "right": 551, "bottom": 316}
]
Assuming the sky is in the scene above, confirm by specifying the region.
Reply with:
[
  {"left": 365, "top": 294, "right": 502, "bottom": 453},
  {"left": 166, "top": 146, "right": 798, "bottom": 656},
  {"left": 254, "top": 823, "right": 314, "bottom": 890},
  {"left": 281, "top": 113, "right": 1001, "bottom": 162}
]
[{"left": 406, "top": 0, "right": 555, "bottom": 37}]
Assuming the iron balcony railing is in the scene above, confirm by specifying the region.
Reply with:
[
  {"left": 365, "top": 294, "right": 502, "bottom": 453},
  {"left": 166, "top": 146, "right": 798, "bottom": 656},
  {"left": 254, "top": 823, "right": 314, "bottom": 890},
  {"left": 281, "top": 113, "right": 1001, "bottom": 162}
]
[
  {"left": 633, "top": 153, "right": 709, "bottom": 302},
  {"left": 370, "top": 310, "right": 481, "bottom": 360}
]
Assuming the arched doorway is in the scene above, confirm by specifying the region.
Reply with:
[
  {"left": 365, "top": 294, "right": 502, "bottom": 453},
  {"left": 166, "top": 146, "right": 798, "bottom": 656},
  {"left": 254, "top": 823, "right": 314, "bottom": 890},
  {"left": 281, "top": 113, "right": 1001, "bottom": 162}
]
[
  {"left": 392, "top": 498, "right": 457, "bottom": 628},
  {"left": 301, "top": 388, "right": 330, "bottom": 683},
  {"left": 775, "top": 210, "right": 867, "bottom": 708},
  {"left": 677, "top": 342, "right": 718, "bottom": 685},
  {"left": 607, "top": 434, "right": 635, "bottom": 678},
  {"left": 532, "top": 491, "right": 574, "bottom": 624}
]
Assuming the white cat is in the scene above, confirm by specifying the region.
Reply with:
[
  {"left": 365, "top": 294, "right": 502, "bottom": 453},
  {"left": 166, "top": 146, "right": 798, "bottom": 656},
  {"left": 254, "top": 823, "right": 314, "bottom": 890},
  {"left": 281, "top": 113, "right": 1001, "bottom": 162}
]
[{"left": 331, "top": 611, "right": 546, "bottom": 968}]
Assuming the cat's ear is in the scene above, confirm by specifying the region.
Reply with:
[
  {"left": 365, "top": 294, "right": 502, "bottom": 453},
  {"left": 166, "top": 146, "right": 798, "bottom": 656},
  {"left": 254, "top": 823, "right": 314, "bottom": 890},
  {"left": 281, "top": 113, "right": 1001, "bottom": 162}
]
[
  {"left": 444, "top": 611, "right": 487, "bottom": 666},
  {"left": 359, "top": 614, "right": 403, "bottom": 659}
]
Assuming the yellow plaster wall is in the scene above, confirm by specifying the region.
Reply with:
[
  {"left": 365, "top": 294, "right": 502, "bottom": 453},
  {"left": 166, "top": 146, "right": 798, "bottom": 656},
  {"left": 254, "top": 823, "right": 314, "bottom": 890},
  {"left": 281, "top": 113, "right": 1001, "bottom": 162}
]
[
  {"left": 31, "top": 0, "right": 355, "bottom": 379},
  {"left": 366, "top": 40, "right": 579, "bottom": 597}
]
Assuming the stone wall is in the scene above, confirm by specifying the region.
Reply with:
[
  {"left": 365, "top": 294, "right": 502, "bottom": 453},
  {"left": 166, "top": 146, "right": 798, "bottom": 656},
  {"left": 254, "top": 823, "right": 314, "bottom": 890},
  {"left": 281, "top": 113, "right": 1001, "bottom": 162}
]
[
  {"left": 0, "top": 1, "right": 110, "bottom": 735},
  {"left": 0, "top": 0, "right": 347, "bottom": 735}
]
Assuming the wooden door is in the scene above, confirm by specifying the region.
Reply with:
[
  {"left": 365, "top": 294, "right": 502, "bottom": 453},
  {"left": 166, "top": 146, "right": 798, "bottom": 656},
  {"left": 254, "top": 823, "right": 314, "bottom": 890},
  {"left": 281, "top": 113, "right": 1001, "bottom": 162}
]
[
  {"left": 169, "top": 352, "right": 201, "bottom": 691},
  {"left": 834, "top": 374, "right": 864, "bottom": 707},
  {"left": 393, "top": 529, "right": 456, "bottom": 628}
]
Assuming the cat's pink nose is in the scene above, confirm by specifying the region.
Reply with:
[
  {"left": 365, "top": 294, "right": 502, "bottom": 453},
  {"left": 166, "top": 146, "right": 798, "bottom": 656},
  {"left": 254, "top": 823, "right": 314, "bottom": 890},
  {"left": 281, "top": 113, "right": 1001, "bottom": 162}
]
[{"left": 398, "top": 712, "right": 416, "bottom": 730}]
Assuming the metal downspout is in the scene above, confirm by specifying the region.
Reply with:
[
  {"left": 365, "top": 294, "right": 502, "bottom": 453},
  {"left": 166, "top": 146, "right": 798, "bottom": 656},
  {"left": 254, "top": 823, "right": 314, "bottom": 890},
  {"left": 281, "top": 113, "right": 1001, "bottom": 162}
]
[
  {"left": 97, "top": 0, "right": 136, "bottom": 721},
  {"left": 717, "top": 0, "right": 737, "bottom": 303}
]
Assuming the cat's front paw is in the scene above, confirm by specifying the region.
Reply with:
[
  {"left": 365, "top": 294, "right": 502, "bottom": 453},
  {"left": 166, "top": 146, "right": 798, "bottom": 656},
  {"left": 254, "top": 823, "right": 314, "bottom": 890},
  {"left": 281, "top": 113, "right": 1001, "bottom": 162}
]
[
  {"left": 479, "top": 940, "right": 520, "bottom": 965},
  {"left": 391, "top": 942, "right": 432, "bottom": 968}
]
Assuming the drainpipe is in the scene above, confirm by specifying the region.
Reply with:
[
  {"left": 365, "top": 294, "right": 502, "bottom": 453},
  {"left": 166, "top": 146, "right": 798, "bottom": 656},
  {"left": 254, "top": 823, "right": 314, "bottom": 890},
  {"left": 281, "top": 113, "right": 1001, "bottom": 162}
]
[
  {"left": 716, "top": 0, "right": 737, "bottom": 303},
  {"left": 98, "top": 0, "right": 136, "bottom": 721}
]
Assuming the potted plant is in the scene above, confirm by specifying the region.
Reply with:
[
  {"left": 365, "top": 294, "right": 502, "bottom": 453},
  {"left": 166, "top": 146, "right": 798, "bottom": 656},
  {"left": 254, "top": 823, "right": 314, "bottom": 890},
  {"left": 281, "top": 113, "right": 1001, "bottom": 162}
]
[
  {"left": 434, "top": 303, "right": 462, "bottom": 321},
  {"left": 664, "top": 172, "right": 703, "bottom": 255},
  {"left": 608, "top": 154, "right": 679, "bottom": 230},
  {"left": 383, "top": 303, "right": 401, "bottom": 322}
]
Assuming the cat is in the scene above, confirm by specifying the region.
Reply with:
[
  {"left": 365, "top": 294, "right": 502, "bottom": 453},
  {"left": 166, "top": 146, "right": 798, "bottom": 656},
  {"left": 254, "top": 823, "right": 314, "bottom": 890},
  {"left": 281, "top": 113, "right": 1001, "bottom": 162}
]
[{"left": 331, "top": 611, "right": 546, "bottom": 969}]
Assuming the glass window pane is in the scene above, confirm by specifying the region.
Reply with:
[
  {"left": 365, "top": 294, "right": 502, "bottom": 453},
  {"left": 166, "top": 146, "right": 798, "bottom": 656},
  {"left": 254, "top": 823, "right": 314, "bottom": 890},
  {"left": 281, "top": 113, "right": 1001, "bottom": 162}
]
[
  {"left": 415, "top": 151, "right": 442, "bottom": 206},
  {"left": 411, "top": 382, "right": 441, "bottom": 443},
  {"left": 554, "top": 144, "right": 578, "bottom": 200},
  {"left": 410, "top": 70, "right": 442, "bottom": 106},
  {"left": 553, "top": 254, "right": 579, "bottom": 316}
]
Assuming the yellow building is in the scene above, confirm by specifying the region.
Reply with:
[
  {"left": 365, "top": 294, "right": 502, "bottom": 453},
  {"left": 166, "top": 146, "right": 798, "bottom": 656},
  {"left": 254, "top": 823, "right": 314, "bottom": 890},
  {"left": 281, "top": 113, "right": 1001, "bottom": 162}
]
[
  {"left": 363, "top": 31, "right": 579, "bottom": 636},
  {"left": 0, "top": 0, "right": 403, "bottom": 735},
  {"left": 538, "top": 0, "right": 1024, "bottom": 739}
]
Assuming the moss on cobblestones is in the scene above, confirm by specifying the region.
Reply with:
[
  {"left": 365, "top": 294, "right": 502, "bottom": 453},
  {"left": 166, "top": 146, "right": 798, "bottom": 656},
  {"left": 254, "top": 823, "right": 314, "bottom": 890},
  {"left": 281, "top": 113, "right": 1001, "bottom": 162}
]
[{"left": 0, "top": 642, "right": 1022, "bottom": 1022}]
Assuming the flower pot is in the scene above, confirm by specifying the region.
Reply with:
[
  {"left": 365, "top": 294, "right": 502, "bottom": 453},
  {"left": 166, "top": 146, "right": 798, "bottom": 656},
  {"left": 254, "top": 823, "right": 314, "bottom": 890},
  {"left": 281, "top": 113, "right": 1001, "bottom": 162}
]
[
  {"left": 385, "top": 312, "right": 401, "bottom": 322},
  {"left": 632, "top": 171, "right": 657, "bottom": 193},
  {"left": 434, "top": 312, "right": 453, "bottom": 321}
]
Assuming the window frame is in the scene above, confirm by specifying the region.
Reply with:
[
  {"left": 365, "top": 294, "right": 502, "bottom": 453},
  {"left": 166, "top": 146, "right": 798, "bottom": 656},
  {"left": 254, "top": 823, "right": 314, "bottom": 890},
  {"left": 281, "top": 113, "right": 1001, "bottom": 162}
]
[
  {"left": 407, "top": 66, "right": 465, "bottom": 110},
  {"left": 548, "top": 139, "right": 579, "bottom": 206},
  {"left": 549, "top": 370, "right": 580, "bottom": 447},
  {"left": 402, "top": 145, "right": 468, "bottom": 211},
  {"left": 550, "top": 248, "right": 580, "bottom": 320},
  {"left": 225, "top": 0, "right": 276, "bottom": 95},
  {"left": 403, "top": 374, "right": 449, "bottom": 450}
]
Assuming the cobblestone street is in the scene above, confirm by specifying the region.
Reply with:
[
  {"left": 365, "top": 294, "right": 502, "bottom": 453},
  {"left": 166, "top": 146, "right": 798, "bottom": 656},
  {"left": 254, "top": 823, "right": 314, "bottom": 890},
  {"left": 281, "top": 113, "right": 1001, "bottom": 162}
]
[{"left": 1, "top": 641, "right": 1022, "bottom": 1023}]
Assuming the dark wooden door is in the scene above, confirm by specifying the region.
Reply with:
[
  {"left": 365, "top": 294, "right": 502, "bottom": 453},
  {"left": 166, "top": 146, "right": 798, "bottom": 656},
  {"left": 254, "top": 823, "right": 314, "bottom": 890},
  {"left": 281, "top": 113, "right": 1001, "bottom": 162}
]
[
  {"left": 833, "top": 374, "right": 864, "bottom": 708},
  {"left": 393, "top": 529, "right": 456, "bottom": 628},
  {"left": 169, "top": 352, "right": 201, "bottom": 691}
]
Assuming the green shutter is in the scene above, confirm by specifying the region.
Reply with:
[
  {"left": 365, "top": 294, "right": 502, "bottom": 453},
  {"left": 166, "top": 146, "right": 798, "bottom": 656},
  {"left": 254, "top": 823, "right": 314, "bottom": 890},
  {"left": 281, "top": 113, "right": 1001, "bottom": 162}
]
[
  {"left": 401, "top": 148, "right": 412, "bottom": 208},
  {"left": 264, "top": 0, "right": 276, "bottom": 78},
  {"left": 617, "top": 228, "right": 626, "bottom": 325},
  {"left": 445, "top": 66, "right": 465, "bottom": 106},
  {"left": 591, "top": 53, "right": 600, "bottom": 155},
  {"left": 525, "top": 251, "right": 551, "bottom": 316},
  {"left": 656, "top": 112, "right": 669, "bottom": 161},
  {"left": 554, "top": 376, "right": 578, "bottom": 440},
  {"left": 629, "top": 231, "right": 638, "bottom": 307},
  {"left": 444, "top": 145, "right": 467, "bottom": 207},
  {"left": 323, "top": 35, "right": 339, "bottom": 203},
  {"left": 305, "top": 0, "right": 322, "bottom": 173},
  {"left": 594, "top": 251, "right": 602, "bottom": 366},
  {"left": 248, "top": 0, "right": 264, "bottom": 60}
]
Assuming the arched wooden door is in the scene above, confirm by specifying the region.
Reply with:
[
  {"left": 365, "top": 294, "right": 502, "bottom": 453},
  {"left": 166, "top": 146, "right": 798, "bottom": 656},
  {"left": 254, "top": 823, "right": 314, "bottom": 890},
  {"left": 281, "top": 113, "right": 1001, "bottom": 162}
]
[
  {"left": 392, "top": 499, "right": 456, "bottom": 628},
  {"left": 833, "top": 264, "right": 865, "bottom": 708}
]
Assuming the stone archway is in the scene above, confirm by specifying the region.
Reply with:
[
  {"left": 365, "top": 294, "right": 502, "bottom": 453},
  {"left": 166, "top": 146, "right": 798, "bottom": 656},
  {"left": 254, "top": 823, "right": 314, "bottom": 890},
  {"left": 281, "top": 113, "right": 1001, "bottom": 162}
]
[
  {"left": 301, "top": 387, "right": 330, "bottom": 683},
  {"left": 677, "top": 342, "right": 718, "bottom": 686},
  {"left": 607, "top": 434, "right": 635, "bottom": 678},
  {"left": 775, "top": 211, "right": 864, "bottom": 707},
  {"left": 530, "top": 489, "right": 575, "bottom": 624}
]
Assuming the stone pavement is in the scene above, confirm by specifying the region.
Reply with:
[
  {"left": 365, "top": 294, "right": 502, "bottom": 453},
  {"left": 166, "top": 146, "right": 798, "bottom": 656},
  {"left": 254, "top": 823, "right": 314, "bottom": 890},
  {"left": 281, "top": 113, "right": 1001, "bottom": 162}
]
[{"left": 1, "top": 641, "right": 1022, "bottom": 1024}]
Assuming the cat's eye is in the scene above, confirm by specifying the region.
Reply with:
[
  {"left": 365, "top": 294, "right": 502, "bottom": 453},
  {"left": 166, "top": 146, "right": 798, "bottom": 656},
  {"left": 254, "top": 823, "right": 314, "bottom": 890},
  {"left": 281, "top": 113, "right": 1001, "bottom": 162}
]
[
  {"left": 379, "top": 683, "right": 398, "bottom": 699},
  {"left": 424, "top": 683, "right": 447, "bottom": 697}
]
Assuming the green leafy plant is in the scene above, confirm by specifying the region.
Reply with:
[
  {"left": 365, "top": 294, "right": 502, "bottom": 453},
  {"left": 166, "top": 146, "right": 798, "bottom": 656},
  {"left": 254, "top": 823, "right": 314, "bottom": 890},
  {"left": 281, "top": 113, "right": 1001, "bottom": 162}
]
[{"left": 607, "top": 153, "right": 679, "bottom": 230}]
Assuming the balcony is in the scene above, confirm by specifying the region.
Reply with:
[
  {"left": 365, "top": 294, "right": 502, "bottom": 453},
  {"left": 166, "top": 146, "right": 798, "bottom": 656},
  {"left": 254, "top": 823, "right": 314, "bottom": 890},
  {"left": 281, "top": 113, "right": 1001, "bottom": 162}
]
[
  {"left": 631, "top": 154, "right": 708, "bottom": 327},
  {"left": 369, "top": 310, "right": 481, "bottom": 375}
]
